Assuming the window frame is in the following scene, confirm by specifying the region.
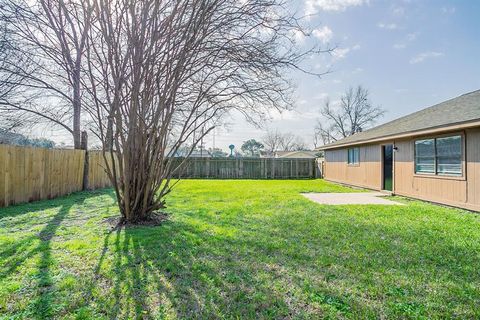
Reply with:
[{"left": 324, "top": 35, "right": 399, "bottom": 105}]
[
  {"left": 413, "top": 132, "right": 465, "bottom": 179},
  {"left": 414, "top": 138, "right": 436, "bottom": 175},
  {"left": 347, "top": 147, "right": 360, "bottom": 166}
]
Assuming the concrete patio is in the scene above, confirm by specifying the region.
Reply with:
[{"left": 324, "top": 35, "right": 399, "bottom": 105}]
[{"left": 302, "top": 192, "right": 404, "bottom": 206}]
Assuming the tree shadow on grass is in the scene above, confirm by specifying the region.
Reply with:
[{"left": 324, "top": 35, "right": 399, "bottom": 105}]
[
  {"left": 89, "top": 216, "right": 302, "bottom": 319},
  {"left": 0, "top": 189, "right": 115, "bottom": 319},
  {"left": 4, "top": 188, "right": 479, "bottom": 318},
  {"left": 0, "top": 190, "right": 116, "bottom": 280},
  {"left": 95, "top": 204, "right": 480, "bottom": 319},
  {"left": 31, "top": 202, "right": 75, "bottom": 319},
  {"left": 0, "top": 202, "right": 75, "bottom": 319},
  {"left": 109, "top": 224, "right": 202, "bottom": 319}
]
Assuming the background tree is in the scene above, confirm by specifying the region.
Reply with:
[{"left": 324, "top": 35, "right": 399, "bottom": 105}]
[
  {"left": 0, "top": 18, "right": 26, "bottom": 131},
  {"left": 278, "top": 133, "right": 308, "bottom": 151},
  {"left": 0, "top": 128, "right": 56, "bottom": 147},
  {"left": 315, "top": 85, "right": 385, "bottom": 145},
  {"left": 0, "top": 0, "right": 92, "bottom": 148},
  {"left": 83, "top": 0, "right": 330, "bottom": 223},
  {"left": 241, "top": 139, "right": 264, "bottom": 157},
  {"left": 262, "top": 129, "right": 309, "bottom": 155},
  {"left": 313, "top": 122, "right": 336, "bottom": 146},
  {"left": 262, "top": 129, "right": 283, "bottom": 155}
]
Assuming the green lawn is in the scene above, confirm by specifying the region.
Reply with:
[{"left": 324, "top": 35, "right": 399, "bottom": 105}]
[{"left": 1, "top": 180, "right": 480, "bottom": 319}]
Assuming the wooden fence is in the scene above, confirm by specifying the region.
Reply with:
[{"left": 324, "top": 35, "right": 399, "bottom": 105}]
[
  {"left": 0, "top": 144, "right": 318, "bottom": 207},
  {"left": 0, "top": 145, "right": 110, "bottom": 207},
  {"left": 172, "top": 157, "right": 317, "bottom": 179}
]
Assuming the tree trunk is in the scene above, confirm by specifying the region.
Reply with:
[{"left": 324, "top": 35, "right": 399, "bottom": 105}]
[
  {"left": 81, "top": 131, "right": 89, "bottom": 190},
  {"left": 72, "top": 70, "right": 82, "bottom": 149}
]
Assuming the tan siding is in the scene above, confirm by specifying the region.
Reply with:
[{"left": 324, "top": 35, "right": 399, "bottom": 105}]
[
  {"left": 324, "top": 144, "right": 382, "bottom": 190},
  {"left": 467, "top": 128, "right": 480, "bottom": 207},
  {"left": 394, "top": 137, "right": 466, "bottom": 206},
  {"left": 394, "top": 132, "right": 479, "bottom": 211},
  {"left": 324, "top": 128, "right": 480, "bottom": 211}
]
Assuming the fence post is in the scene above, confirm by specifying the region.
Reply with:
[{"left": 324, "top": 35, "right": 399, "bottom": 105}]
[
  {"left": 290, "top": 160, "right": 293, "bottom": 179},
  {"left": 206, "top": 157, "right": 210, "bottom": 178},
  {"left": 239, "top": 158, "right": 243, "bottom": 178},
  {"left": 308, "top": 159, "right": 317, "bottom": 178},
  {"left": 81, "top": 131, "right": 89, "bottom": 190},
  {"left": 264, "top": 158, "right": 267, "bottom": 179},
  {"left": 271, "top": 159, "right": 275, "bottom": 179},
  {"left": 296, "top": 159, "right": 299, "bottom": 179}
]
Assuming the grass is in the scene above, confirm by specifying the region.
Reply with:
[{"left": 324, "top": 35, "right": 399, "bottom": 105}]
[{"left": 1, "top": 179, "right": 480, "bottom": 319}]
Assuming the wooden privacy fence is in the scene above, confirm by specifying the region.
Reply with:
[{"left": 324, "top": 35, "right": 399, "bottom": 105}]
[
  {"left": 172, "top": 157, "right": 317, "bottom": 179},
  {"left": 0, "top": 145, "right": 110, "bottom": 207},
  {"left": 0, "top": 144, "right": 318, "bottom": 207}
]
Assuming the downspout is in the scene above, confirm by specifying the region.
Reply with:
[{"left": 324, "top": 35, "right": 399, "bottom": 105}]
[{"left": 392, "top": 141, "right": 397, "bottom": 195}]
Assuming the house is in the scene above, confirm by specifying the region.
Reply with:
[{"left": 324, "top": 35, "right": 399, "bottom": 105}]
[
  {"left": 188, "top": 149, "right": 212, "bottom": 158},
  {"left": 169, "top": 147, "right": 212, "bottom": 158},
  {"left": 317, "top": 90, "right": 480, "bottom": 211},
  {"left": 275, "top": 150, "right": 319, "bottom": 159},
  {"left": 0, "top": 130, "right": 25, "bottom": 145}
]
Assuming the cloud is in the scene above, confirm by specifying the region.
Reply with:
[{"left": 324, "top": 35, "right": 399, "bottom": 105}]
[
  {"left": 393, "top": 32, "right": 418, "bottom": 49},
  {"left": 378, "top": 22, "right": 398, "bottom": 30},
  {"left": 352, "top": 67, "right": 364, "bottom": 74},
  {"left": 305, "top": 0, "right": 368, "bottom": 15},
  {"left": 392, "top": 6, "right": 405, "bottom": 16},
  {"left": 312, "top": 26, "right": 333, "bottom": 43},
  {"left": 291, "top": 29, "right": 306, "bottom": 43},
  {"left": 270, "top": 109, "right": 318, "bottom": 121},
  {"left": 331, "top": 47, "right": 350, "bottom": 60},
  {"left": 330, "top": 44, "right": 360, "bottom": 61},
  {"left": 406, "top": 32, "right": 418, "bottom": 41},
  {"left": 314, "top": 92, "right": 330, "bottom": 100},
  {"left": 441, "top": 6, "right": 456, "bottom": 14},
  {"left": 409, "top": 51, "right": 444, "bottom": 64}
]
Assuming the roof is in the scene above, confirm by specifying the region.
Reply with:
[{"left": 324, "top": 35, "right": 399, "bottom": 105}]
[
  {"left": 167, "top": 148, "right": 212, "bottom": 157},
  {"left": 275, "top": 150, "right": 318, "bottom": 158},
  {"left": 0, "top": 130, "right": 24, "bottom": 144},
  {"left": 319, "top": 89, "right": 480, "bottom": 150}
]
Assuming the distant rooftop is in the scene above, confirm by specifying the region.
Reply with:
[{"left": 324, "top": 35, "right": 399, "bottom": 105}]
[
  {"left": 275, "top": 150, "right": 318, "bottom": 158},
  {"left": 319, "top": 89, "right": 480, "bottom": 149}
]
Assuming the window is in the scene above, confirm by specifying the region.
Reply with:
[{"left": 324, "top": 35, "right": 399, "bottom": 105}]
[
  {"left": 415, "top": 139, "right": 435, "bottom": 174},
  {"left": 436, "top": 136, "right": 462, "bottom": 175},
  {"left": 414, "top": 135, "right": 462, "bottom": 176},
  {"left": 347, "top": 148, "right": 360, "bottom": 165}
]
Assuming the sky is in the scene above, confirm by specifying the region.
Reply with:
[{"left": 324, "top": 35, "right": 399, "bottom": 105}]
[
  {"left": 208, "top": 0, "right": 480, "bottom": 152},
  {"left": 43, "top": 0, "right": 480, "bottom": 150}
]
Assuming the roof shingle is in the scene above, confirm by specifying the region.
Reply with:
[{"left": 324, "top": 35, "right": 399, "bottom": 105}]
[{"left": 319, "top": 89, "right": 480, "bottom": 149}]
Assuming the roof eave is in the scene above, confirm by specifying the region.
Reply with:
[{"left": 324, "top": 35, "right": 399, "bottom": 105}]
[{"left": 317, "top": 119, "right": 480, "bottom": 151}]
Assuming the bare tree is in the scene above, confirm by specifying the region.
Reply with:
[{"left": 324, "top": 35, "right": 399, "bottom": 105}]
[
  {"left": 262, "top": 129, "right": 283, "bottom": 155},
  {"left": 0, "top": 21, "right": 22, "bottom": 131},
  {"left": 289, "top": 135, "right": 308, "bottom": 151},
  {"left": 278, "top": 131, "right": 296, "bottom": 151},
  {"left": 83, "top": 0, "right": 329, "bottom": 223},
  {"left": 279, "top": 134, "right": 308, "bottom": 151},
  {"left": 0, "top": 0, "right": 92, "bottom": 148},
  {"left": 263, "top": 129, "right": 309, "bottom": 154},
  {"left": 315, "top": 85, "right": 385, "bottom": 145},
  {"left": 314, "top": 122, "right": 336, "bottom": 146}
]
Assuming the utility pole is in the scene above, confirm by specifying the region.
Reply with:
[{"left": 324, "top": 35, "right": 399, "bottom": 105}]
[{"left": 212, "top": 127, "right": 216, "bottom": 149}]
